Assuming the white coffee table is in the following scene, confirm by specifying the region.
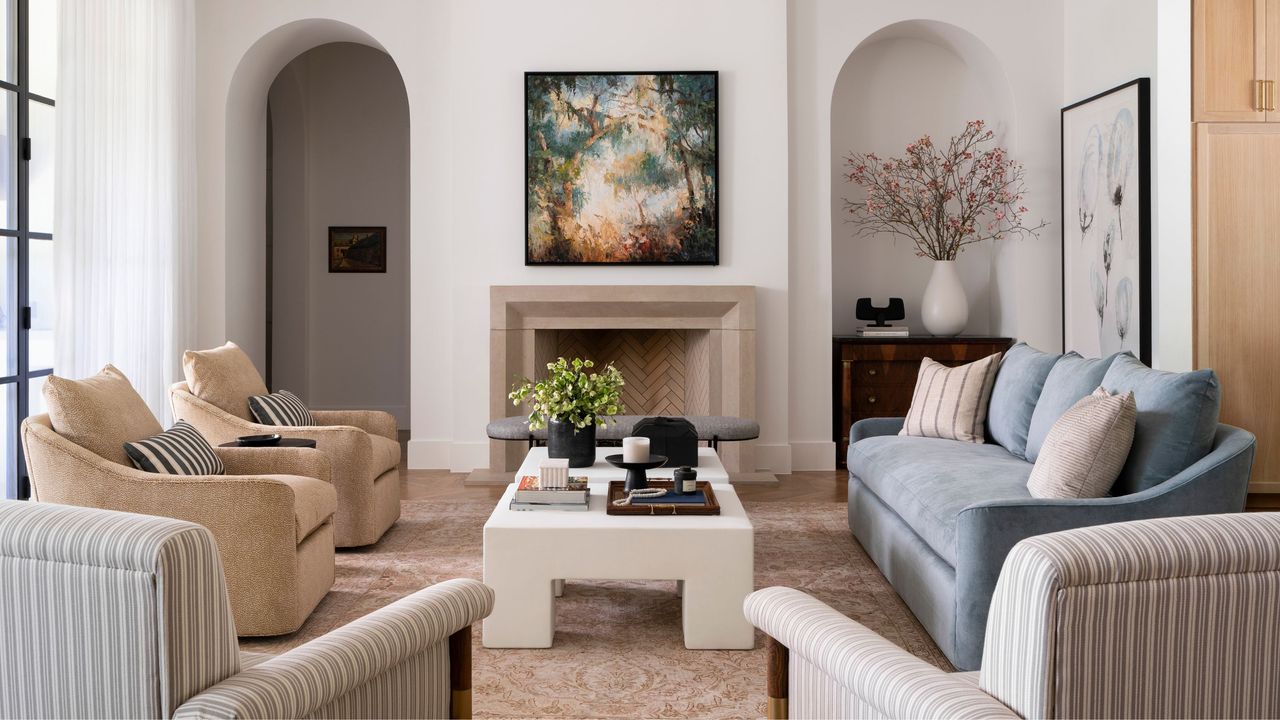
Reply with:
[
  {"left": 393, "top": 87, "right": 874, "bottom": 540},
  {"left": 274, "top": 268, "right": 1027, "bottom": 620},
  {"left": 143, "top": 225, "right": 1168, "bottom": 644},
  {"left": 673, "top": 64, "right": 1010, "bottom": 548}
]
[
  {"left": 516, "top": 446, "right": 729, "bottom": 484},
  {"left": 482, "top": 479, "right": 754, "bottom": 650}
]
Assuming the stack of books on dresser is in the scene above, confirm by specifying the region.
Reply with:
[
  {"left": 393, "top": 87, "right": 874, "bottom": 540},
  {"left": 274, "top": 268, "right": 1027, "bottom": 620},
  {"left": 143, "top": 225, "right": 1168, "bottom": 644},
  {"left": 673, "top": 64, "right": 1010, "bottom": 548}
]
[
  {"left": 510, "top": 475, "right": 590, "bottom": 511},
  {"left": 856, "top": 325, "right": 909, "bottom": 338}
]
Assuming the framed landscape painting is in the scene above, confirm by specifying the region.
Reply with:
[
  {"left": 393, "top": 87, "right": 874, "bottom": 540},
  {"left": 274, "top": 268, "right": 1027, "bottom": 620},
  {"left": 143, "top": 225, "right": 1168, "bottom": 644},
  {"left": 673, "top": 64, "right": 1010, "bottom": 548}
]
[
  {"left": 1061, "top": 78, "right": 1151, "bottom": 364},
  {"left": 526, "top": 71, "right": 718, "bottom": 265},
  {"left": 328, "top": 226, "right": 387, "bottom": 273}
]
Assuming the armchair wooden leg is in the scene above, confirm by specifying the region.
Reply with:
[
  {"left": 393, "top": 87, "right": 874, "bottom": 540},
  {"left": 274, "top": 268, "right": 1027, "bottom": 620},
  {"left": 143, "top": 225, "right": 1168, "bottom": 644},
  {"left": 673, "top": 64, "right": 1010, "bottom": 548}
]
[
  {"left": 766, "top": 635, "right": 789, "bottom": 720},
  {"left": 449, "top": 626, "right": 473, "bottom": 719}
]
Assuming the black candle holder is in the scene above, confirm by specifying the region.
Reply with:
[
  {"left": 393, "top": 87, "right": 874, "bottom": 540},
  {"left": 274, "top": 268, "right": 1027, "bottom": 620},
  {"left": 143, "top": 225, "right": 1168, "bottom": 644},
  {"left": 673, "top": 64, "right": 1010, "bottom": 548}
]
[{"left": 605, "top": 454, "right": 669, "bottom": 492}]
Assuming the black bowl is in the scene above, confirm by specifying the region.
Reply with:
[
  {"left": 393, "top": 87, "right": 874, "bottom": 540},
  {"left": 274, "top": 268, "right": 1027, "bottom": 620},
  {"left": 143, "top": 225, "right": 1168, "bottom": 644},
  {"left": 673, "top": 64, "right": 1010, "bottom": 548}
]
[{"left": 604, "top": 453, "right": 668, "bottom": 470}]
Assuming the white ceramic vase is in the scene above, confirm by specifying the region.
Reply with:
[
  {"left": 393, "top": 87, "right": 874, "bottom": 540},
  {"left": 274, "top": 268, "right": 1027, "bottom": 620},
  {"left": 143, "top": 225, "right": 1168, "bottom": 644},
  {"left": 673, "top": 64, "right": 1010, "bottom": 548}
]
[{"left": 921, "top": 260, "right": 968, "bottom": 336}]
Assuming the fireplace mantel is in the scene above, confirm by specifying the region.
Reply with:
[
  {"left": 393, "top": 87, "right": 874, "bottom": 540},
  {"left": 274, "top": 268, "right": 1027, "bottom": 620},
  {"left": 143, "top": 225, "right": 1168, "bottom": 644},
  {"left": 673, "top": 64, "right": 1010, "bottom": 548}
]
[{"left": 490, "top": 285, "right": 757, "bottom": 473}]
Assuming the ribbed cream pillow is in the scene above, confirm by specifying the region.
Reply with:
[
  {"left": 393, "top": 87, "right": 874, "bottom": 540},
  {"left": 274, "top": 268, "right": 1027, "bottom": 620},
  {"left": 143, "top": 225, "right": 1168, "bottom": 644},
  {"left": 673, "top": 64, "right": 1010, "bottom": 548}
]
[
  {"left": 899, "top": 353, "right": 1002, "bottom": 444},
  {"left": 1027, "top": 387, "right": 1138, "bottom": 499}
]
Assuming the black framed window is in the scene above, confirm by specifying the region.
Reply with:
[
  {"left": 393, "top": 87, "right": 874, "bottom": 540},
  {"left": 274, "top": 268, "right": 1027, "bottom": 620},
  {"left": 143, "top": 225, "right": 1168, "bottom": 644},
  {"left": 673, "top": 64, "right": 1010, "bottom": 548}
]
[{"left": 1, "top": 0, "right": 56, "bottom": 500}]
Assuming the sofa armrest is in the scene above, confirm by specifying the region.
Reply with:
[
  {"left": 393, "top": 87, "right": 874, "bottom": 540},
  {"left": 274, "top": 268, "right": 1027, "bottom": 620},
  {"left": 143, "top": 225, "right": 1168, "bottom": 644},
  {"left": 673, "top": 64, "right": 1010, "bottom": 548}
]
[
  {"left": 951, "top": 424, "right": 1256, "bottom": 666},
  {"left": 849, "top": 417, "right": 905, "bottom": 444},
  {"left": 215, "top": 446, "right": 332, "bottom": 485},
  {"left": 744, "top": 587, "right": 1016, "bottom": 720},
  {"left": 176, "top": 579, "right": 495, "bottom": 719},
  {"left": 310, "top": 409, "right": 398, "bottom": 441}
]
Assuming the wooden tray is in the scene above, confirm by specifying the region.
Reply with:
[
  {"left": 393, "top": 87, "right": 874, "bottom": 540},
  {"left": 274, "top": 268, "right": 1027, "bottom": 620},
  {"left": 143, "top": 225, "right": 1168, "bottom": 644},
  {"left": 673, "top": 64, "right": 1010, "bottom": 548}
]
[{"left": 606, "top": 480, "right": 721, "bottom": 516}]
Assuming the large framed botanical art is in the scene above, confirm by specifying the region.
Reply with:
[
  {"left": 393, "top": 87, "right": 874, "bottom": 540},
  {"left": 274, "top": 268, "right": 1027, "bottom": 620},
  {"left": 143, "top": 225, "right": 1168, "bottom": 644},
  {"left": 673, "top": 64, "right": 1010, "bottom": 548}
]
[
  {"left": 1061, "top": 78, "right": 1151, "bottom": 364},
  {"left": 525, "top": 71, "right": 718, "bottom": 265}
]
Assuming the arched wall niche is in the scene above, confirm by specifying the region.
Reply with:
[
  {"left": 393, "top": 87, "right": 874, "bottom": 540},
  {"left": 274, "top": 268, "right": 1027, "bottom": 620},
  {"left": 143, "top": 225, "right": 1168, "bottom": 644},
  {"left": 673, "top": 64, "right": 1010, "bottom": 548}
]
[
  {"left": 830, "top": 20, "right": 1016, "bottom": 335},
  {"left": 222, "top": 18, "right": 403, "bottom": 369}
]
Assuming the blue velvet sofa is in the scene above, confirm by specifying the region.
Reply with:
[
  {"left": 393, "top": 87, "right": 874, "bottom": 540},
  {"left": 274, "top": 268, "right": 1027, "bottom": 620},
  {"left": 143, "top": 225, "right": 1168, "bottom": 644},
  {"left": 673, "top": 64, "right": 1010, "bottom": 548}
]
[{"left": 846, "top": 343, "right": 1256, "bottom": 671}]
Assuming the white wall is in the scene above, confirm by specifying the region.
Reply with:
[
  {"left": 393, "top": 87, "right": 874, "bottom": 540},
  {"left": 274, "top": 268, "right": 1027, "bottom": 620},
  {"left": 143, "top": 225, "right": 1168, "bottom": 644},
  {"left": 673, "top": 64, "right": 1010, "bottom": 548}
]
[
  {"left": 790, "top": 0, "right": 1066, "bottom": 469},
  {"left": 194, "top": 0, "right": 1186, "bottom": 473},
  {"left": 194, "top": 0, "right": 792, "bottom": 472},
  {"left": 267, "top": 43, "right": 411, "bottom": 424},
  {"left": 1064, "top": 0, "right": 1192, "bottom": 371}
]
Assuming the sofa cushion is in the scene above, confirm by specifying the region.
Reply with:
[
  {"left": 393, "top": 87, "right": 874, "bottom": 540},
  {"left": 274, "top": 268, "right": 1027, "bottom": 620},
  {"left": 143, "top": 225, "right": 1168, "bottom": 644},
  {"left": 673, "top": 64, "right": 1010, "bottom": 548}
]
[
  {"left": 987, "top": 343, "right": 1060, "bottom": 459},
  {"left": 182, "top": 342, "right": 269, "bottom": 421},
  {"left": 849, "top": 435, "right": 1033, "bottom": 565},
  {"left": 899, "top": 353, "right": 1002, "bottom": 444},
  {"left": 1101, "top": 354, "right": 1221, "bottom": 495},
  {"left": 1027, "top": 388, "right": 1137, "bottom": 499},
  {"left": 369, "top": 435, "right": 402, "bottom": 475},
  {"left": 43, "top": 365, "right": 163, "bottom": 466},
  {"left": 1025, "top": 352, "right": 1126, "bottom": 462},
  {"left": 290, "top": 477, "right": 337, "bottom": 543}
]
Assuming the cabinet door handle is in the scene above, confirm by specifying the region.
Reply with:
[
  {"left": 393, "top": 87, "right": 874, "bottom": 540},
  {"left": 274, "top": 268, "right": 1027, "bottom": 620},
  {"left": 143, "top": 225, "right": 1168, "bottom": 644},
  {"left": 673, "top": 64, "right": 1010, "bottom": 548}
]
[
  {"left": 1267, "top": 80, "right": 1276, "bottom": 111},
  {"left": 867, "top": 368, "right": 878, "bottom": 376},
  {"left": 1258, "top": 79, "right": 1267, "bottom": 111},
  {"left": 867, "top": 395, "right": 877, "bottom": 404}
]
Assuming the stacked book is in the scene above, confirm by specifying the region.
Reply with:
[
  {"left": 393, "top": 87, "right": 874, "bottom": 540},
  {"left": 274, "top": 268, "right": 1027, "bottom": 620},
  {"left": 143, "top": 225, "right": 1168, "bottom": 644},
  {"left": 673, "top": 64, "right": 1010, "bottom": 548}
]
[
  {"left": 510, "top": 475, "right": 590, "bottom": 511},
  {"left": 856, "top": 325, "right": 909, "bottom": 338}
]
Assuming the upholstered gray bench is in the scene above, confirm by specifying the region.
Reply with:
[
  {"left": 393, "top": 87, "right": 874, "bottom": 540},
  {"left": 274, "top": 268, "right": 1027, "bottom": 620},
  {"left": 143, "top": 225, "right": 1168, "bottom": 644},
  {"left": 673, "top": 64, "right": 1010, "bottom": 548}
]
[{"left": 486, "top": 415, "right": 759, "bottom": 451}]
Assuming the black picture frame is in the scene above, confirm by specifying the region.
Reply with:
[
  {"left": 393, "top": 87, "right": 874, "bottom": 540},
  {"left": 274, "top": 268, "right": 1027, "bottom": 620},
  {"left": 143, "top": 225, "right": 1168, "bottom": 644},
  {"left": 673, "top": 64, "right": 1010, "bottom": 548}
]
[
  {"left": 328, "top": 226, "right": 387, "bottom": 273},
  {"left": 1060, "top": 77, "right": 1151, "bottom": 364},
  {"left": 525, "top": 71, "right": 719, "bottom": 266}
]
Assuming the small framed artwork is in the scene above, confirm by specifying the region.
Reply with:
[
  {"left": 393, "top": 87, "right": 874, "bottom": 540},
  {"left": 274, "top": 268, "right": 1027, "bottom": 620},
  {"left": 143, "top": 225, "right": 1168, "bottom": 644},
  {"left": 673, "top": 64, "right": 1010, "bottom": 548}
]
[
  {"left": 328, "top": 226, "right": 387, "bottom": 273},
  {"left": 1061, "top": 78, "right": 1151, "bottom": 364},
  {"left": 525, "top": 71, "right": 718, "bottom": 265}
]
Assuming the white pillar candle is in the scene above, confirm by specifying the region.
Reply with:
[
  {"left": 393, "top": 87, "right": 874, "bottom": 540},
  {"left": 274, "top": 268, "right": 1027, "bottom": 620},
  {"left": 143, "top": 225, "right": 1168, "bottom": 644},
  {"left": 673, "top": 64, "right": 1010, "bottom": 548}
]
[{"left": 622, "top": 436, "right": 650, "bottom": 463}]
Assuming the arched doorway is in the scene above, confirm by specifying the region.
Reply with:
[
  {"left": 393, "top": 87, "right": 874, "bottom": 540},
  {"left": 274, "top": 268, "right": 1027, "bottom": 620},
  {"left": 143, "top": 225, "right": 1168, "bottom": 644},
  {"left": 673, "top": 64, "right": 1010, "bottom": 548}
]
[
  {"left": 266, "top": 43, "right": 410, "bottom": 424},
  {"left": 222, "top": 21, "right": 411, "bottom": 428}
]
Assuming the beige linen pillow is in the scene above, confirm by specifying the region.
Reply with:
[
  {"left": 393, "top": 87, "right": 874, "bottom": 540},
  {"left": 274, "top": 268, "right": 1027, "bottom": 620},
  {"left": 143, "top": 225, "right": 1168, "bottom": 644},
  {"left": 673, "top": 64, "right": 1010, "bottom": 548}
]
[
  {"left": 1027, "top": 387, "right": 1138, "bottom": 499},
  {"left": 899, "top": 352, "right": 1002, "bottom": 444},
  {"left": 43, "top": 364, "right": 163, "bottom": 466},
  {"left": 182, "top": 341, "right": 269, "bottom": 421}
]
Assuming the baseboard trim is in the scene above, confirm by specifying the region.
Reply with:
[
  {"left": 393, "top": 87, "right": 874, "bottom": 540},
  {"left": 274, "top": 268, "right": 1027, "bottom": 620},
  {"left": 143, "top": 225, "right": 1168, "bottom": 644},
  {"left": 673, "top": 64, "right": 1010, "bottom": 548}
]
[
  {"left": 449, "top": 442, "right": 490, "bottom": 473},
  {"left": 407, "top": 439, "right": 451, "bottom": 469},
  {"left": 753, "top": 443, "right": 793, "bottom": 475},
  {"left": 790, "top": 441, "right": 837, "bottom": 472}
]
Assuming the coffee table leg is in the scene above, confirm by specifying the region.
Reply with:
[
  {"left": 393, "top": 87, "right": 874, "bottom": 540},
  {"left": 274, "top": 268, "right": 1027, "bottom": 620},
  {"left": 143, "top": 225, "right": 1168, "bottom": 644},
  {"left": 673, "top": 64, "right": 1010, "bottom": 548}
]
[
  {"left": 482, "top": 574, "right": 556, "bottom": 648},
  {"left": 681, "top": 577, "right": 755, "bottom": 650}
]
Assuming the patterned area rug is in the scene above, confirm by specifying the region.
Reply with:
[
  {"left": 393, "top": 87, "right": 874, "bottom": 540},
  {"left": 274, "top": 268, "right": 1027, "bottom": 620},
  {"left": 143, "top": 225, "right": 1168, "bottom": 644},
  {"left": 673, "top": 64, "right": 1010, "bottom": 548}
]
[{"left": 241, "top": 498, "right": 950, "bottom": 718}]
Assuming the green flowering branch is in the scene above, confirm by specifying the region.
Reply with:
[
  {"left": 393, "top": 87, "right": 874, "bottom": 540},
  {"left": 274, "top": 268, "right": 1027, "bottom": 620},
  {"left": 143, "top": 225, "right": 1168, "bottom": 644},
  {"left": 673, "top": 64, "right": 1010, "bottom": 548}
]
[{"left": 509, "top": 357, "right": 626, "bottom": 431}]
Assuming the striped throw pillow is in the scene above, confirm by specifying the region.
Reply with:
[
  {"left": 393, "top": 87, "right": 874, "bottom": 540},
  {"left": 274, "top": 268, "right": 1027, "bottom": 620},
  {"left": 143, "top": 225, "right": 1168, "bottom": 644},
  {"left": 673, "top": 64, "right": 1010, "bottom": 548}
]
[
  {"left": 124, "top": 421, "right": 225, "bottom": 475},
  {"left": 899, "top": 352, "right": 1002, "bottom": 444},
  {"left": 248, "top": 390, "right": 314, "bottom": 426},
  {"left": 1027, "top": 387, "right": 1137, "bottom": 499}
]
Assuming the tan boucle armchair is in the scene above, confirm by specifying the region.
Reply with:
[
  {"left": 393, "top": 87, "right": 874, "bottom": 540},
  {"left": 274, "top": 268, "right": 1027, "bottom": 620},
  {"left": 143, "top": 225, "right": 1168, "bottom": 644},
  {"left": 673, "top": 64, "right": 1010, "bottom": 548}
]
[
  {"left": 170, "top": 383, "right": 402, "bottom": 547},
  {"left": 21, "top": 414, "right": 337, "bottom": 637}
]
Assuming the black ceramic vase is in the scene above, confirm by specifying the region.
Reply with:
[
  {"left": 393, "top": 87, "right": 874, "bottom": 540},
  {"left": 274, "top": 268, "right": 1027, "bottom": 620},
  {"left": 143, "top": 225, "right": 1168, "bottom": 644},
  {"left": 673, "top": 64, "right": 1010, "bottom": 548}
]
[{"left": 547, "top": 418, "right": 596, "bottom": 468}]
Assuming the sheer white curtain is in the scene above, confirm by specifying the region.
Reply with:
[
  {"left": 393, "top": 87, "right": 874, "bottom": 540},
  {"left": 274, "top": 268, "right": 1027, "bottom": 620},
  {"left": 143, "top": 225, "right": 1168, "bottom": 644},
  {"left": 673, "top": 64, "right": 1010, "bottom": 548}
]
[{"left": 54, "top": 0, "right": 197, "bottom": 422}]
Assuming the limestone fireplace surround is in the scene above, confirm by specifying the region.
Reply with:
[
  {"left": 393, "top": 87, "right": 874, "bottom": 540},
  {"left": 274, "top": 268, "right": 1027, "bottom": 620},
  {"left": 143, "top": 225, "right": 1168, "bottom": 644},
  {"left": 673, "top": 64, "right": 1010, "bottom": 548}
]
[{"left": 490, "top": 285, "right": 757, "bottom": 473}]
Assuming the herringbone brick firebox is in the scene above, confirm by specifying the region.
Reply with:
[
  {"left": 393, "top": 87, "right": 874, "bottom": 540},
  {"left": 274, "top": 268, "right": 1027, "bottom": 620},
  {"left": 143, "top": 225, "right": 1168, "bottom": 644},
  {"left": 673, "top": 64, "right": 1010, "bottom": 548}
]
[{"left": 553, "top": 329, "right": 706, "bottom": 417}]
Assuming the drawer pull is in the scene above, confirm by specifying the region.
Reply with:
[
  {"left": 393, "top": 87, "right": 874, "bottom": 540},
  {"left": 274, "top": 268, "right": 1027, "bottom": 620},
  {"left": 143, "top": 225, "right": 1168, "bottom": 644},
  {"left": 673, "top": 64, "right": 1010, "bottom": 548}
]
[
  {"left": 867, "top": 395, "right": 877, "bottom": 404},
  {"left": 867, "top": 368, "right": 878, "bottom": 376}
]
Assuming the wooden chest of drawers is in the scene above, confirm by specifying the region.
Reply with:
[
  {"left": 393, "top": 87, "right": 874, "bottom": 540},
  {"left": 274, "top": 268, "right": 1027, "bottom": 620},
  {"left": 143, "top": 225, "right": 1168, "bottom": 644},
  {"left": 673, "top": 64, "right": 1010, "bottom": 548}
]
[{"left": 833, "top": 336, "right": 1013, "bottom": 468}]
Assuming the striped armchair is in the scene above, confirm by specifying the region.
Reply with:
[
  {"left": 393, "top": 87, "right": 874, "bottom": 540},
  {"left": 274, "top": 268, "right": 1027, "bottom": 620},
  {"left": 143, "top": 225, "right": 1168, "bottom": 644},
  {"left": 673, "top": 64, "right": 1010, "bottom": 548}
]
[
  {"left": 0, "top": 501, "right": 493, "bottom": 719},
  {"left": 746, "top": 512, "right": 1280, "bottom": 719}
]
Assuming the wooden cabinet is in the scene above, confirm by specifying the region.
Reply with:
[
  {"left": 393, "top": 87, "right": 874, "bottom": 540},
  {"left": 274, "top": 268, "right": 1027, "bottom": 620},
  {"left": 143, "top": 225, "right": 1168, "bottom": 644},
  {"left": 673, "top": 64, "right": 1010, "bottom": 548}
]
[
  {"left": 1194, "top": 0, "right": 1270, "bottom": 121},
  {"left": 832, "top": 337, "right": 1012, "bottom": 468},
  {"left": 1194, "top": 123, "right": 1280, "bottom": 493}
]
